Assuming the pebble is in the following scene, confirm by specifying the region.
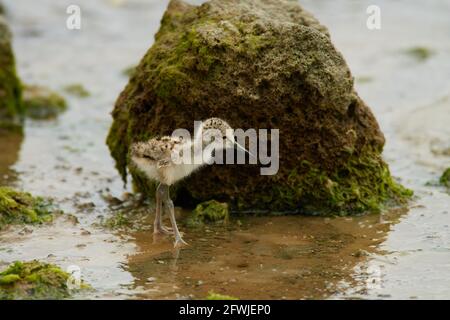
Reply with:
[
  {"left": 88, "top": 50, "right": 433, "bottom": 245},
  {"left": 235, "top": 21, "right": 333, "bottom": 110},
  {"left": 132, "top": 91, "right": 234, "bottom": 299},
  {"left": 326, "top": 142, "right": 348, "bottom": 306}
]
[{"left": 81, "top": 229, "right": 91, "bottom": 236}]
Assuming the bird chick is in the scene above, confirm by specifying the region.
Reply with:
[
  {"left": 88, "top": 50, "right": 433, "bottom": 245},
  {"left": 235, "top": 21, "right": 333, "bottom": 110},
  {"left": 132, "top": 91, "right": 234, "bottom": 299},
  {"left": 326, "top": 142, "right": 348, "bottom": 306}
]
[{"left": 130, "top": 118, "right": 248, "bottom": 247}]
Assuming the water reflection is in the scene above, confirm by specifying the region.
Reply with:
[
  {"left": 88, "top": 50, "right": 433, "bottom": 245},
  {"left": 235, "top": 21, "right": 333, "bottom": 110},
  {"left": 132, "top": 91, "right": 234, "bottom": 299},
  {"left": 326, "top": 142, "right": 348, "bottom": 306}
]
[
  {"left": 0, "top": 132, "right": 22, "bottom": 186},
  {"left": 126, "top": 208, "right": 407, "bottom": 299}
]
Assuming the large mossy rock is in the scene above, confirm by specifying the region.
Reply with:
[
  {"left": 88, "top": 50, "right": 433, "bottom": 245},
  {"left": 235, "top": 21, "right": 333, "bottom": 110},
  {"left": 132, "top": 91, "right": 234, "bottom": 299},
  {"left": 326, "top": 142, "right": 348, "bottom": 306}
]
[
  {"left": 0, "top": 16, "right": 22, "bottom": 132},
  {"left": 107, "top": 0, "right": 411, "bottom": 215}
]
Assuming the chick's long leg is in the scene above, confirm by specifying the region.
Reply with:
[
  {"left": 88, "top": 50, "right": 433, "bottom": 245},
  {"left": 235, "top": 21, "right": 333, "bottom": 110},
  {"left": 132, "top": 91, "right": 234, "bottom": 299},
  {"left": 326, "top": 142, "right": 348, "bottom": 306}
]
[
  {"left": 163, "top": 185, "right": 188, "bottom": 247},
  {"left": 154, "top": 183, "right": 173, "bottom": 235}
]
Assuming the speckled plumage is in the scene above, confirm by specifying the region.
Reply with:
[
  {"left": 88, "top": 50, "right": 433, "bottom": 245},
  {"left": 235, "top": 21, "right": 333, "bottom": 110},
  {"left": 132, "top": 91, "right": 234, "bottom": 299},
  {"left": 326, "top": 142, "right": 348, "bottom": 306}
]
[{"left": 129, "top": 118, "right": 238, "bottom": 247}]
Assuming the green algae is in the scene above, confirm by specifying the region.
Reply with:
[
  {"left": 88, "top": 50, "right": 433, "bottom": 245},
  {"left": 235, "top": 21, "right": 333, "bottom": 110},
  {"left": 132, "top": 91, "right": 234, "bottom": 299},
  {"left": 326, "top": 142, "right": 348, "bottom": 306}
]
[
  {"left": 266, "top": 147, "right": 413, "bottom": 215},
  {"left": 206, "top": 291, "right": 238, "bottom": 300},
  {"left": 187, "top": 200, "right": 229, "bottom": 227},
  {"left": 0, "top": 260, "right": 89, "bottom": 300},
  {"left": 404, "top": 46, "right": 435, "bottom": 62},
  {"left": 101, "top": 211, "right": 132, "bottom": 229},
  {"left": 356, "top": 76, "right": 374, "bottom": 84},
  {"left": 0, "top": 274, "right": 21, "bottom": 285},
  {"left": 0, "top": 17, "right": 23, "bottom": 132},
  {"left": 63, "top": 84, "right": 90, "bottom": 98},
  {"left": 22, "top": 85, "right": 67, "bottom": 120},
  {"left": 106, "top": 107, "right": 134, "bottom": 182},
  {"left": 440, "top": 168, "right": 450, "bottom": 188},
  {"left": 0, "top": 187, "right": 56, "bottom": 230}
]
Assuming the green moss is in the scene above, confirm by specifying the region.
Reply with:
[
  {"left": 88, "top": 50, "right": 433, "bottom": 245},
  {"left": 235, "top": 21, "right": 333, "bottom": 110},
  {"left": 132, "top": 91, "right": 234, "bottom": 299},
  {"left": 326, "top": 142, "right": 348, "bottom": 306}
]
[
  {"left": 206, "top": 291, "right": 238, "bottom": 300},
  {"left": 0, "top": 274, "right": 20, "bottom": 284},
  {"left": 266, "top": 147, "right": 412, "bottom": 216},
  {"left": 154, "top": 65, "right": 190, "bottom": 100},
  {"left": 63, "top": 84, "right": 90, "bottom": 98},
  {"left": 106, "top": 117, "right": 130, "bottom": 182},
  {"left": 0, "top": 187, "right": 56, "bottom": 230},
  {"left": 22, "top": 85, "right": 67, "bottom": 120},
  {"left": 243, "top": 33, "right": 272, "bottom": 54},
  {"left": 130, "top": 167, "right": 158, "bottom": 196},
  {"left": 0, "top": 18, "right": 23, "bottom": 132},
  {"left": 0, "top": 260, "right": 89, "bottom": 300},
  {"left": 187, "top": 200, "right": 229, "bottom": 227},
  {"left": 404, "top": 46, "right": 434, "bottom": 62},
  {"left": 101, "top": 212, "right": 132, "bottom": 229},
  {"left": 440, "top": 168, "right": 450, "bottom": 188}
]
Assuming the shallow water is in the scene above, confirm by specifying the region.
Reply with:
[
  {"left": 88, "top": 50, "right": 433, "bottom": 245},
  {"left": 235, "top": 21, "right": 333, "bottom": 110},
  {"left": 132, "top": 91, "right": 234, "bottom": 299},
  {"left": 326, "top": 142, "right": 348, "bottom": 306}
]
[{"left": 0, "top": 0, "right": 449, "bottom": 299}]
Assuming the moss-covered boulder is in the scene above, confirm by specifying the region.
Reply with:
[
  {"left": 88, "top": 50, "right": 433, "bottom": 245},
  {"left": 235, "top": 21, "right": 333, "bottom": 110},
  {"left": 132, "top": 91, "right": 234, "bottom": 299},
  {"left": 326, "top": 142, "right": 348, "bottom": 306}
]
[
  {"left": 0, "top": 260, "right": 88, "bottom": 300},
  {"left": 22, "top": 85, "right": 67, "bottom": 120},
  {"left": 107, "top": 0, "right": 411, "bottom": 215},
  {"left": 0, "top": 16, "right": 23, "bottom": 132},
  {"left": 0, "top": 187, "right": 56, "bottom": 230}
]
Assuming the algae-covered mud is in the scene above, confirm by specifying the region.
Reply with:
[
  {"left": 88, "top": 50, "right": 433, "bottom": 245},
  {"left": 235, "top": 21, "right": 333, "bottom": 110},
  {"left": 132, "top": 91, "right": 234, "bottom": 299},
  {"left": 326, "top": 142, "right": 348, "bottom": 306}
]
[
  {"left": 0, "top": 260, "right": 90, "bottom": 299},
  {"left": 22, "top": 85, "right": 67, "bottom": 120},
  {"left": 0, "top": 0, "right": 449, "bottom": 300},
  {"left": 0, "top": 187, "right": 58, "bottom": 230}
]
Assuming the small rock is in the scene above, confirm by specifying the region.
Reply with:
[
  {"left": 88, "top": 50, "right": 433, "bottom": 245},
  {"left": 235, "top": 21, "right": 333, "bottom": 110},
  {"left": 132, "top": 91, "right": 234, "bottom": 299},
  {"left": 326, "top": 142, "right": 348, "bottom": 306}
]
[
  {"left": 352, "top": 250, "right": 369, "bottom": 258},
  {"left": 22, "top": 85, "right": 67, "bottom": 120},
  {"left": 187, "top": 200, "right": 229, "bottom": 227},
  {"left": 18, "top": 227, "right": 33, "bottom": 235},
  {"left": 63, "top": 84, "right": 90, "bottom": 98},
  {"left": 80, "top": 229, "right": 91, "bottom": 236},
  {"left": 77, "top": 202, "right": 96, "bottom": 211}
]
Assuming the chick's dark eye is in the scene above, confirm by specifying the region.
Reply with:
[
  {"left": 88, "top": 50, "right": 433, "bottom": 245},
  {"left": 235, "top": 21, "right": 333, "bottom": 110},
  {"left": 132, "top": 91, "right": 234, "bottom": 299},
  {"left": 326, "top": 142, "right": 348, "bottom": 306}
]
[{"left": 143, "top": 155, "right": 154, "bottom": 160}]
